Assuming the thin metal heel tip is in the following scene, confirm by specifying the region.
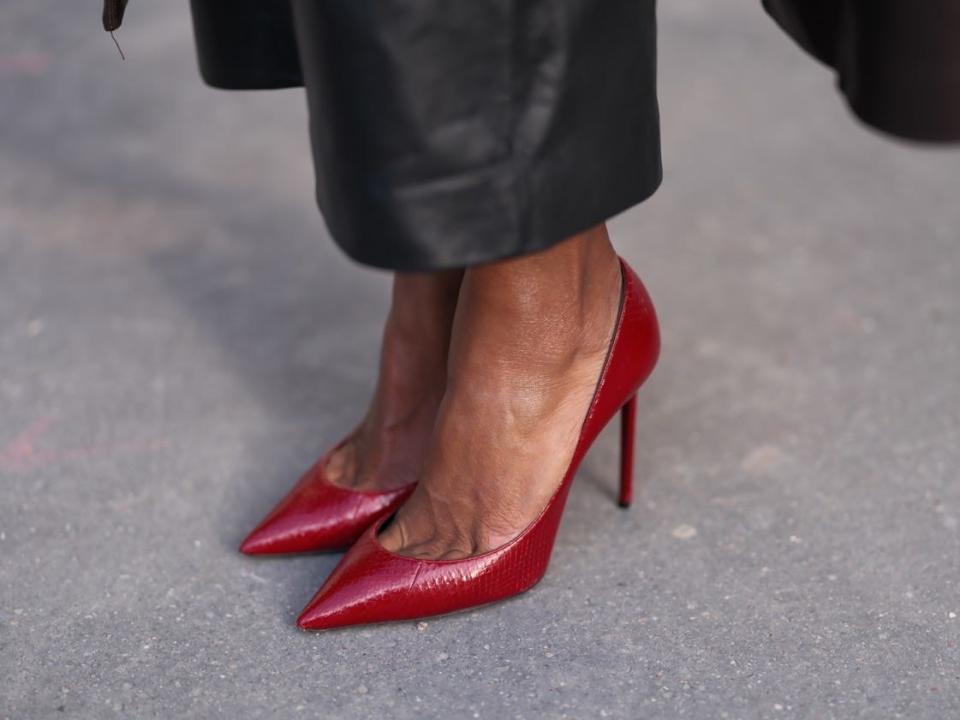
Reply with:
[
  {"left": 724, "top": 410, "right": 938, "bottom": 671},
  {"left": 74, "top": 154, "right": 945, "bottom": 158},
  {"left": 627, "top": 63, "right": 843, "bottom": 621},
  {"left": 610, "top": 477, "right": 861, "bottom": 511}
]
[{"left": 617, "top": 500, "right": 631, "bottom": 509}]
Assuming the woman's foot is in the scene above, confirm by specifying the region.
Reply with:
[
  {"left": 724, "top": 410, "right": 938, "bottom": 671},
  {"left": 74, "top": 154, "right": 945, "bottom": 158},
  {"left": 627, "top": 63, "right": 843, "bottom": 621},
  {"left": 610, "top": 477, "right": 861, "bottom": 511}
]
[
  {"left": 323, "top": 269, "right": 462, "bottom": 492},
  {"left": 379, "top": 224, "right": 623, "bottom": 559}
]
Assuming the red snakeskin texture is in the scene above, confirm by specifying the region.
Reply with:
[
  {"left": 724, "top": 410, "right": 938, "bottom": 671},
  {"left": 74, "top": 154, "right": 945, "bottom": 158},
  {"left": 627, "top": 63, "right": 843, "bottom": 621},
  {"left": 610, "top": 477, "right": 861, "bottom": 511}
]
[
  {"left": 239, "top": 440, "right": 416, "bottom": 555},
  {"left": 297, "top": 256, "right": 660, "bottom": 629}
]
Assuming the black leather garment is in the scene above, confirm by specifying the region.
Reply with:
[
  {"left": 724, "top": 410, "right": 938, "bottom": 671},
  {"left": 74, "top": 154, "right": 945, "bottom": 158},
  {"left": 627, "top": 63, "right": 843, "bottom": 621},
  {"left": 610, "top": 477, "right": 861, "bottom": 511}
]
[
  {"left": 764, "top": 0, "right": 960, "bottom": 142},
  {"left": 189, "top": 0, "right": 661, "bottom": 271},
  {"left": 186, "top": 1, "right": 958, "bottom": 271}
]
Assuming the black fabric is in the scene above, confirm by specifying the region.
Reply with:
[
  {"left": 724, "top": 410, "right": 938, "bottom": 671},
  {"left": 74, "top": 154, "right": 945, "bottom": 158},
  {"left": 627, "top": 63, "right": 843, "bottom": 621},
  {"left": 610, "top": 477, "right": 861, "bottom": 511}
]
[
  {"left": 764, "top": 0, "right": 960, "bottom": 142},
  {"left": 102, "top": 0, "right": 129, "bottom": 32},
  {"left": 190, "top": 0, "right": 661, "bottom": 272},
  {"left": 189, "top": 1, "right": 958, "bottom": 271},
  {"left": 190, "top": 1, "right": 302, "bottom": 89}
]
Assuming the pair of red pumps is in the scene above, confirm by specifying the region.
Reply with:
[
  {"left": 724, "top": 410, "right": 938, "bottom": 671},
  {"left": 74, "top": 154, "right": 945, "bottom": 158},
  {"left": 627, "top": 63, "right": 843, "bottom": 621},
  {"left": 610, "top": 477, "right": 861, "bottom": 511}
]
[{"left": 240, "top": 256, "right": 660, "bottom": 631}]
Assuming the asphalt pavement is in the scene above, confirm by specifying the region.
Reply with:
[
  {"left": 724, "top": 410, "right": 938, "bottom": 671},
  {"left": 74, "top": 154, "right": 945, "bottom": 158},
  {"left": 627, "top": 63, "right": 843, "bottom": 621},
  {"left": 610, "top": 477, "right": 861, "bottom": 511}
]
[{"left": 2, "top": 2, "right": 959, "bottom": 718}]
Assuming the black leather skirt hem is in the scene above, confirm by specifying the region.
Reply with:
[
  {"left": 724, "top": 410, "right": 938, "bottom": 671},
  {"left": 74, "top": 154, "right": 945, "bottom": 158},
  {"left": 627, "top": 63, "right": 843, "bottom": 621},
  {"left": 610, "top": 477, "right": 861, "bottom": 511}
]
[
  {"left": 328, "top": 164, "right": 663, "bottom": 273},
  {"left": 190, "top": 0, "right": 662, "bottom": 272}
]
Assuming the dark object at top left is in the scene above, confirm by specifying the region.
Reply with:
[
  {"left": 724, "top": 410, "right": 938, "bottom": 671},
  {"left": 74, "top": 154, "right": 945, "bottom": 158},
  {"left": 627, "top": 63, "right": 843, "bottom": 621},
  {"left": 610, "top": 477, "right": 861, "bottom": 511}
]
[{"left": 103, "top": 0, "right": 129, "bottom": 32}]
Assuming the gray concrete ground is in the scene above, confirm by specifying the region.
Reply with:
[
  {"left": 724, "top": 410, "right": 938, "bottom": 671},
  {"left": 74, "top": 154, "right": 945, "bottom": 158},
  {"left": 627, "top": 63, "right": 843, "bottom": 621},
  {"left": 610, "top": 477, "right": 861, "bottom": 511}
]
[{"left": 2, "top": 2, "right": 959, "bottom": 718}]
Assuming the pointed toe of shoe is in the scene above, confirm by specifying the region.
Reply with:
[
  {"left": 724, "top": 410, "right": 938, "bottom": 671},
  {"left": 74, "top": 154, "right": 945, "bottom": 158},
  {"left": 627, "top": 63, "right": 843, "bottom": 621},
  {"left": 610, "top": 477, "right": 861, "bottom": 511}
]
[
  {"left": 296, "top": 580, "right": 406, "bottom": 631},
  {"left": 294, "top": 518, "right": 542, "bottom": 630},
  {"left": 294, "top": 526, "right": 427, "bottom": 630},
  {"left": 296, "top": 563, "right": 393, "bottom": 631},
  {"left": 238, "top": 521, "right": 309, "bottom": 555},
  {"left": 295, "top": 577, "right": 373, "bottom": 631},
  {"left": 296, "top": 599, "right": 346, "bottom": 631},
  {"left": 238, "top": 529, "right": 274, "bottom": 555},
  {"left": 296, "top": 577, "right": 407, "bottom": 630},
  {"left": 238, "top": 510, "right": 355, "bottom": 555},
  {"left": 239, "top": 458, "right": 416, "bottom": 555}
]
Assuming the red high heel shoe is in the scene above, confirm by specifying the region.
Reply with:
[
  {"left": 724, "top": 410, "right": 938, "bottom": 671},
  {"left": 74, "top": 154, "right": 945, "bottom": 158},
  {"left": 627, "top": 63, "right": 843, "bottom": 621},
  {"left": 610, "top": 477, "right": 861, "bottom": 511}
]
[
  {"left": 296, "top": 256, "right": 659, "bottom": 629},
  {"left": 239, "top": 434, "right": 416, "bottom": 555}
]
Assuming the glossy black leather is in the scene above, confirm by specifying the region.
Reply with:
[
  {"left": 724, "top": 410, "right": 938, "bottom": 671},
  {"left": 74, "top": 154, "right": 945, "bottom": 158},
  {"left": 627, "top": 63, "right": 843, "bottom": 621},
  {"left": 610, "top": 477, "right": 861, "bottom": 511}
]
[
  {"left": 190, "top": 0, "right": 662, "bottom": 272},
  {"left": 186, "top": 0, "right": 958, "bottom": 273},
  {"left": 765, "top": 0, "right": 960, "bottom": 142}
]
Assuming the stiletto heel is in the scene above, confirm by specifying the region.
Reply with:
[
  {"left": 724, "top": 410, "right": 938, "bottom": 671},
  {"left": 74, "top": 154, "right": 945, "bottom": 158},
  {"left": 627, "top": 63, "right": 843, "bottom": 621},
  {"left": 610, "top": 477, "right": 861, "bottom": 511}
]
[
  {"left": 618, "top": 393, "right": 637, "bottom": 509},
  {"left": 296, "top": 255, "right": 660, "bottom": 630}
]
